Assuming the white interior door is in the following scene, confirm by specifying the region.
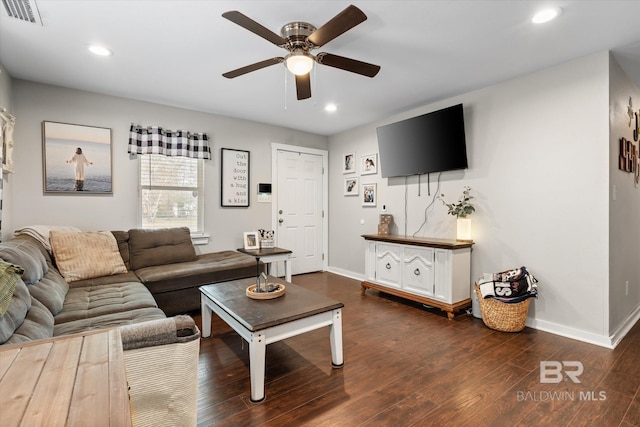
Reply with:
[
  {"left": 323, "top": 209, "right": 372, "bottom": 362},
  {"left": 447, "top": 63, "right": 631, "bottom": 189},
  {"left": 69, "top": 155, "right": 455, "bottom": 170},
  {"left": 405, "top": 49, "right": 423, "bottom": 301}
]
[{"left": 276, "top": 149, "right": 324, "bottom": 275}]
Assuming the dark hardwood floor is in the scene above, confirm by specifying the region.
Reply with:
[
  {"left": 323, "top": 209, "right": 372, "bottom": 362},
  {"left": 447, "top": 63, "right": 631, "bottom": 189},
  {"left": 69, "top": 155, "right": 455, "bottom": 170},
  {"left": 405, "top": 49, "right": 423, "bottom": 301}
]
[{"left": 193, "top": 272, "right": 640, "bottom": 426}]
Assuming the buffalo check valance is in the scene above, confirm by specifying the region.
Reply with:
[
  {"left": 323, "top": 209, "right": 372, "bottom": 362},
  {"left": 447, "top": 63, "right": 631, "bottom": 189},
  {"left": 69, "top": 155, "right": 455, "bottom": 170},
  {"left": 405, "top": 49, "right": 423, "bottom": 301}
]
[{"left": 128, "top": 124, "right": 211, "bottom": 159}]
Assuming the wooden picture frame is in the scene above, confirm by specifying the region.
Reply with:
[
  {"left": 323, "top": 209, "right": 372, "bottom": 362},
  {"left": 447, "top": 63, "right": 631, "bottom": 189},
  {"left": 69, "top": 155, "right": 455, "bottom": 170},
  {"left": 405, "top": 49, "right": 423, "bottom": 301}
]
[
  {"left": 243, "top": 231, "right": 260, "bottom": 250},
  {"left": 221, "top": 148, "right": 250, "bottom": 207},
  {"left": 0, "top": 107, "right": 15, "bottom": 174},
  {"left": 360, "top": 153, "right": 378, "bottom": 175},
  {"left": 344, "top": 177, "right": 359, "bottom": 195},
  {"left": 343, "top": 152, "right": 356, "bottom": 174},
  {"left": 42, "top": 121, "right": 112, "bottom": 194},
  {"left": 362, "top": 183, "right": 377, "bottom": 206}
]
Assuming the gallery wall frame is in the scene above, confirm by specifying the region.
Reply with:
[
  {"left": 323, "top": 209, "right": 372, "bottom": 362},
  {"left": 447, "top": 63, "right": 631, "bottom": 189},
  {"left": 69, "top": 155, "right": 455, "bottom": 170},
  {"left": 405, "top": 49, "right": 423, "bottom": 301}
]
[
  {"left": 362, "top": 183, "right": 377, "bottom": 206},
  {"left": 344, "top": 177, "right": 359, "bottom": 195},
  {"left": 42, "top": 121, "right": 113, "bottom": 194},
  {"left": 221, "top": 148, "right": 250, "bottom": 207},
  {"left": 360, "top": 153, "right": 378, "bottom": 175},
  {"left": 343, "top": 152, "right": 356, "bottom": 174}
]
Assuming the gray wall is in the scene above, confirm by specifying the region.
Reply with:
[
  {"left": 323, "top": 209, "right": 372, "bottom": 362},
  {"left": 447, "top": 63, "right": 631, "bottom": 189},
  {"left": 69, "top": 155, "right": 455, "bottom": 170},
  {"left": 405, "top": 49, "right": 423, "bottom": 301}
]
[
  {"left": 328, "top": 51, "right": 638, "bottom": 347},
  {"left": 609, "top": 54, "right": 640, "bottom": 338},
  {"left": 7, "top": 80, "right": 328, "bottom": 252}
]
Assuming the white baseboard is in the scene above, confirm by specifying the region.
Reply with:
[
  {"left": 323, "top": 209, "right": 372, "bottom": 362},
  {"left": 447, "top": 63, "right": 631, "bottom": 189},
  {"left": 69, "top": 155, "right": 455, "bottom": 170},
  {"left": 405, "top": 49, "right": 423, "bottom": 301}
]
[
  {"left": 525, "top": 317, "right": 614, "bottom": 349},
  {"left": 326, "top": 266, "right": 365, "bottom": 282},
  {"left": 609, "top": 304, "right": 640, "bottom": 348}
]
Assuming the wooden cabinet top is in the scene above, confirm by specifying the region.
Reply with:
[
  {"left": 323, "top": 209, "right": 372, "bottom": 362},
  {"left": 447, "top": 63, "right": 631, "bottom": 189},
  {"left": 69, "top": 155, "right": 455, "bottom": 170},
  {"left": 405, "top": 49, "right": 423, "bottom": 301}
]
[{"left": 362, "top": 234, "right": 474, "bottom": 249}]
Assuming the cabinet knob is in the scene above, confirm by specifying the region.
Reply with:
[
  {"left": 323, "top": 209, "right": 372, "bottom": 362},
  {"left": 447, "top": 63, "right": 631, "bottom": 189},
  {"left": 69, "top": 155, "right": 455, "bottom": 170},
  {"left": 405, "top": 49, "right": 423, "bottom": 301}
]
[
  {"left": 385, "top": 263, "right": 391, "bottom": 270},
  {"left": 414, "top": 268, "right": 420, "bottom": 276}
]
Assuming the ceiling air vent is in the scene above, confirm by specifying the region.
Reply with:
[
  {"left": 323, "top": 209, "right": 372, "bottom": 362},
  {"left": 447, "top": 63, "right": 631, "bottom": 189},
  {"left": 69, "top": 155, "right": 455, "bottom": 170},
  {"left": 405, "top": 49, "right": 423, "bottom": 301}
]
[{"left": 2, "top": 0, "right": 42, "bottom": 25}]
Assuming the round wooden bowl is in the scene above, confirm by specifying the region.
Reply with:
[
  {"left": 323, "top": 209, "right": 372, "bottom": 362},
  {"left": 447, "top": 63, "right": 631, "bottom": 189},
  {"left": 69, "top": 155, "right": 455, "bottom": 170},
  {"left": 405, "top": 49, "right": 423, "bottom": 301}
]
[{"left": 246, "top": 283, "right": 286, "bottom": 300}]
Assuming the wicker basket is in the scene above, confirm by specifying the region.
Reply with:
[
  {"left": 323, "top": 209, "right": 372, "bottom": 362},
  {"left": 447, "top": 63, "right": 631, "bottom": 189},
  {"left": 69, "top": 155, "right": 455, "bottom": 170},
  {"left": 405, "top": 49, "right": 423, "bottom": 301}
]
[{"left": 474, "top": 283, "right": 531, "bottom": 332}]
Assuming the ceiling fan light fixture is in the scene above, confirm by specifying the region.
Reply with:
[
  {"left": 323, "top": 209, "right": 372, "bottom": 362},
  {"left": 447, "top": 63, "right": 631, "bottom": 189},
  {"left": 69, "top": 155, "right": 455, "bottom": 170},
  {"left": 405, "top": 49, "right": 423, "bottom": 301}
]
[{"left": 286, "top": 53, "right": 314, "bottom": 76}]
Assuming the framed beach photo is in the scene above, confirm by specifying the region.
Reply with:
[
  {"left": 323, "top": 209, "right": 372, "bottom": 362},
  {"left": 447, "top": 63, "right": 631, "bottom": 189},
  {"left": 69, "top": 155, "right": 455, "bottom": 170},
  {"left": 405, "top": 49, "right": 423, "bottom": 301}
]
[
  {"left": 243, "top": 231, "right": 260, "bottom": 250},
  {"left": 343, "top": 152, "right": 356, "bottom": 174},
  {"left": 344, "top": 177, "right": 359, "bottom": 195},
  {"left": 362, "top": 183, "right": 376, "bottom": 206},
  {"left": 42, "top": 121, "right": 112, "bottom": 194},
  {"left": 360, "top": 153, "right": 378, "bottom": 175}
]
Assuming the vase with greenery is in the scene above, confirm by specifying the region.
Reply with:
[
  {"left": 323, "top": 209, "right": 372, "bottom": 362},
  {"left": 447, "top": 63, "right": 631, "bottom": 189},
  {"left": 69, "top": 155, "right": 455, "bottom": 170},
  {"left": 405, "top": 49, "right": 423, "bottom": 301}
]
[
  {"left": 439, "top": 186, "right": 475, "bottom": 218},
  {"left": 439, "top": 186, "right": 475, "bottom": 240}
]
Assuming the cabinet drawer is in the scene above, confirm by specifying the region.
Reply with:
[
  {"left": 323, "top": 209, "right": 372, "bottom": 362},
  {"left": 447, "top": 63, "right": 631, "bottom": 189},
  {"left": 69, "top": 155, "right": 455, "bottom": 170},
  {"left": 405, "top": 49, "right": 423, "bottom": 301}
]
[
  {"left": 403, "top": 247, "right": 435, "bottom": 297},
  {"left": 375, "top": 243, "right": 401, "bottom": 288}
]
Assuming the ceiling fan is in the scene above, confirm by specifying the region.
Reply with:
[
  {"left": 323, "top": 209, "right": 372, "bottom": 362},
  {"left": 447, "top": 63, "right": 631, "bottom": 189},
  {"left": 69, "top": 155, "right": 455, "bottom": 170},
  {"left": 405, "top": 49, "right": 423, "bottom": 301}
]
[{"left": 221, "top": 4, "right": 381, "bottom": 100}]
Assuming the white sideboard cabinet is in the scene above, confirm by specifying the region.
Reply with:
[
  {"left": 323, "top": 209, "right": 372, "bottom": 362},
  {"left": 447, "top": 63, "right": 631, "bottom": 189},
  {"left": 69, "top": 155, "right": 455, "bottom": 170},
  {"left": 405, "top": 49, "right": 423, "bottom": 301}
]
[{"left": 362, "top": 234, "right": 473, "bottom": 319}]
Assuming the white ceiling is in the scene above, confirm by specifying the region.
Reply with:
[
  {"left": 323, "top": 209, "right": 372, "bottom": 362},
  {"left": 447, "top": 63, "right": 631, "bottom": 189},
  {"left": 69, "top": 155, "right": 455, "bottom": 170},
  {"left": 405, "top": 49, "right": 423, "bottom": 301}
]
[{"left": 1, "top": 1, "right": 639, "bottom": 136}]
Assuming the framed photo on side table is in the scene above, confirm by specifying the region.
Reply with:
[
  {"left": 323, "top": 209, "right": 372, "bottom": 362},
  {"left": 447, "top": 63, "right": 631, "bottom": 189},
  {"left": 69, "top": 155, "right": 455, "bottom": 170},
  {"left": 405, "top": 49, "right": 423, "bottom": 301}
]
[{"left": 243, "top": 231, "right": 260, "bottom": 250}]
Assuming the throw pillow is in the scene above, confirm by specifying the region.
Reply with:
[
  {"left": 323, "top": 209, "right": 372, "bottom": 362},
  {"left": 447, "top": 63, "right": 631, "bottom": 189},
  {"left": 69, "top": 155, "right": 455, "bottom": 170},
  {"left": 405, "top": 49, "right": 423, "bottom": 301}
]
[
  {"left": 128, "top": 227, "right": 197, "bottom": 270},
  {"left": 50, "top": 231, "right": 127, "bottom": 283}
]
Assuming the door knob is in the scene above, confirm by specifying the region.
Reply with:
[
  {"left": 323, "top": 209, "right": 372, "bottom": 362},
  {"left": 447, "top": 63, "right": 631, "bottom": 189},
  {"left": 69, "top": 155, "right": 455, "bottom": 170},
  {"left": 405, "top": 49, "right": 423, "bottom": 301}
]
[{"left": 278, "top": 218, "right": 284, "bottom": 224}]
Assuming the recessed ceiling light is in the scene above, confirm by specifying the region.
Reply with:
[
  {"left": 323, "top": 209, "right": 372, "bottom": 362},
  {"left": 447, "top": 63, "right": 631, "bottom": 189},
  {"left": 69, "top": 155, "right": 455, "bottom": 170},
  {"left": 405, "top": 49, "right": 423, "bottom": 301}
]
[
  {"left": 88, "top": 45, "right": 113, "bottom": 56},
  {"left": 532, "top": 7, "right": 562, "bottom": 24},
  {"left": 325, "top": 103, "right": 338, "bottom": 112}
]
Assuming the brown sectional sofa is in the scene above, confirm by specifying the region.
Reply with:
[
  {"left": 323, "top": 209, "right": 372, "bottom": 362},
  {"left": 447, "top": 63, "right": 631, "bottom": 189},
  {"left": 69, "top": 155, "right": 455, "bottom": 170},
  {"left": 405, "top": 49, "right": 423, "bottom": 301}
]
[{"left": 0, "top": 226, "right": 259, "bottom": 345}]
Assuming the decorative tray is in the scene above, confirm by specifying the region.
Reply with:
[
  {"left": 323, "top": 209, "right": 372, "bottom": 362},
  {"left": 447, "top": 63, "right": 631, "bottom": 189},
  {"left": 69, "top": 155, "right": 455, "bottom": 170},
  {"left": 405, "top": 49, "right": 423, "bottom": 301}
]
[{"left": 246, "top": 283, "right": 286, "bottom": 300}]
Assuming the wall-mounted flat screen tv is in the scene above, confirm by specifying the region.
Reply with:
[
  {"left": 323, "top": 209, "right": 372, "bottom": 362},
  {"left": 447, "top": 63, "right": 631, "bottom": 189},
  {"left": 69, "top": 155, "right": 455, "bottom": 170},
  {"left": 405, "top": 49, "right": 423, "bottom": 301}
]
[{"left": 376, "top": 103, "right": 468, "bottom": 178}]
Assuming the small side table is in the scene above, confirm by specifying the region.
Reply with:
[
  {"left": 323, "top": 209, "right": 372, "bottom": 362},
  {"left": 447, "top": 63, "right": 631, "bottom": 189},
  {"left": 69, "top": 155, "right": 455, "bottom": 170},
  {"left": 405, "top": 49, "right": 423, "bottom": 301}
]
[{"left": 237, "top": 247, "right": 293, "bottom": 283}]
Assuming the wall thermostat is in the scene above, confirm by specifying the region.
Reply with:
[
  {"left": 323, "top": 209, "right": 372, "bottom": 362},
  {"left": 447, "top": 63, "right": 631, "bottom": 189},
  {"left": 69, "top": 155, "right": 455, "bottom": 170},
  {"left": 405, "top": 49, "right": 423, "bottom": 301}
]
[{"left": 257, "top": 183, "right": 272, "bottom": 203}]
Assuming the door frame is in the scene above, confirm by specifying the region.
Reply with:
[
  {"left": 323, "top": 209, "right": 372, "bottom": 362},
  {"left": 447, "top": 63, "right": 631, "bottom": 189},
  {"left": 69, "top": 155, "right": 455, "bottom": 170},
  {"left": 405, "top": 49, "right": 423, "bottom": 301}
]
[{"left": 271, "top": 143, "right": 329, "bottom": 272}]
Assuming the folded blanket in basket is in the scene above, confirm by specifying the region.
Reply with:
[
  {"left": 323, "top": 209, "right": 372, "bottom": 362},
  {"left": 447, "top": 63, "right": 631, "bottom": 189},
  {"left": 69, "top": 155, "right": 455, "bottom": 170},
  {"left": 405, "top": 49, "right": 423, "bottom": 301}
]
[
  {"left": 477, "top": 266, "right": 538, "bottom": 301},
  {"left": 120, "top": 315, "right": 200, "bottom": 351}
]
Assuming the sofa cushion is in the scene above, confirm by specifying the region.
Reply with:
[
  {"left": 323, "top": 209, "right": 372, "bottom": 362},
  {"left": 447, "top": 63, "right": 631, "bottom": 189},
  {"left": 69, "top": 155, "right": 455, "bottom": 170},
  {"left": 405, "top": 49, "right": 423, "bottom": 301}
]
[
  {"left": 53, "top": 307, "right": 166, "bottom": 337},
  {"left": 128, "top": 227, "right": 196, "bottom": 270},
  {"left": 0, "top": 237, "right": 49, "bottom": 284},
  {"left": 3, "top": 297, "right": 54, "bottom": 344},
  {"left": 25, "top": 269, "right": 69, "bottom": 316},
  {"left": 50, "top": 230, "right": 127, "bottom": 283},
  {"left": 55, "top": 282, "right": 161, "bottom": 324},
  {"left": 134, "top": 250, "right": 257, "bottom": 294},
  {"left": 0, "top": 275, "right": 31, "bottom": 344},
  {"left": 69, "top": 271, "right": 139, "bottom": 288}
]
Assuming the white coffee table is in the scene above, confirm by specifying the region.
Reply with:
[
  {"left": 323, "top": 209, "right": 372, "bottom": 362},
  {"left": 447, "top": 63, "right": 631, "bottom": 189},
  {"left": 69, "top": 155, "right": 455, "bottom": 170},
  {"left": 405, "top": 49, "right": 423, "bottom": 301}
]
[{"left": 200, "top": 276, "right": 344, "bottom": 402}]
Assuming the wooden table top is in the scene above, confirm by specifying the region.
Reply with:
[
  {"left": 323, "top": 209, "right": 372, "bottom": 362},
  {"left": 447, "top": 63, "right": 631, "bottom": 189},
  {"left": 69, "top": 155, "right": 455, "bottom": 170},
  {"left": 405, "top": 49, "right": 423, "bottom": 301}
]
[
  {"left": 200, "top": 276, "right": 343, "bottom": 332},
  {"left": 0, "top": 328, "right": 131, "bottom": 427},
  {"left": 237, "top": 247, "right": 293, "bottom": 258},
  {"left": 362, "top": 234, "right": 474, "bottom": 249}
]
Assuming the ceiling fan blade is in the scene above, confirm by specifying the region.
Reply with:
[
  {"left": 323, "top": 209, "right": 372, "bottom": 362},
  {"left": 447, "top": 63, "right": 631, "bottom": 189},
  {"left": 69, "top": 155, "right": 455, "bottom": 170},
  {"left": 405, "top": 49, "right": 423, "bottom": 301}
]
[
  {"left": 307, "top": 5, "right": 367, "bottom": 47},
  {"left": 295, "top": 73, "right": 312, "bottom": 100},
  {"left": 222, "top": 57, "right": 284, "bottom": 79},
  {"left": 316, "top": 53, "right": 380, "bottom": 77},
  {"left": 222, "top": 11, "right": 289, "bottom": 47}
]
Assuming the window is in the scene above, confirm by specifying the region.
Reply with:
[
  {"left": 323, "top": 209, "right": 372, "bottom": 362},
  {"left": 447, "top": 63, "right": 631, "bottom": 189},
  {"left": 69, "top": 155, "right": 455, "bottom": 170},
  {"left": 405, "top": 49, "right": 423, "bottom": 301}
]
[{"left": 139, "top": 154, "right": 203, "bottom": 233}]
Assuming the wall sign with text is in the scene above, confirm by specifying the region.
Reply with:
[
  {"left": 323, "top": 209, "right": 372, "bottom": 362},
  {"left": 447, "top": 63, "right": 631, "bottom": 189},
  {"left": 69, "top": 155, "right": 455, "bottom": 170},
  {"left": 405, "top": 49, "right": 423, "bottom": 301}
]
[{"left": 221, "top": 148, "right": 250, "bottom": 207}]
